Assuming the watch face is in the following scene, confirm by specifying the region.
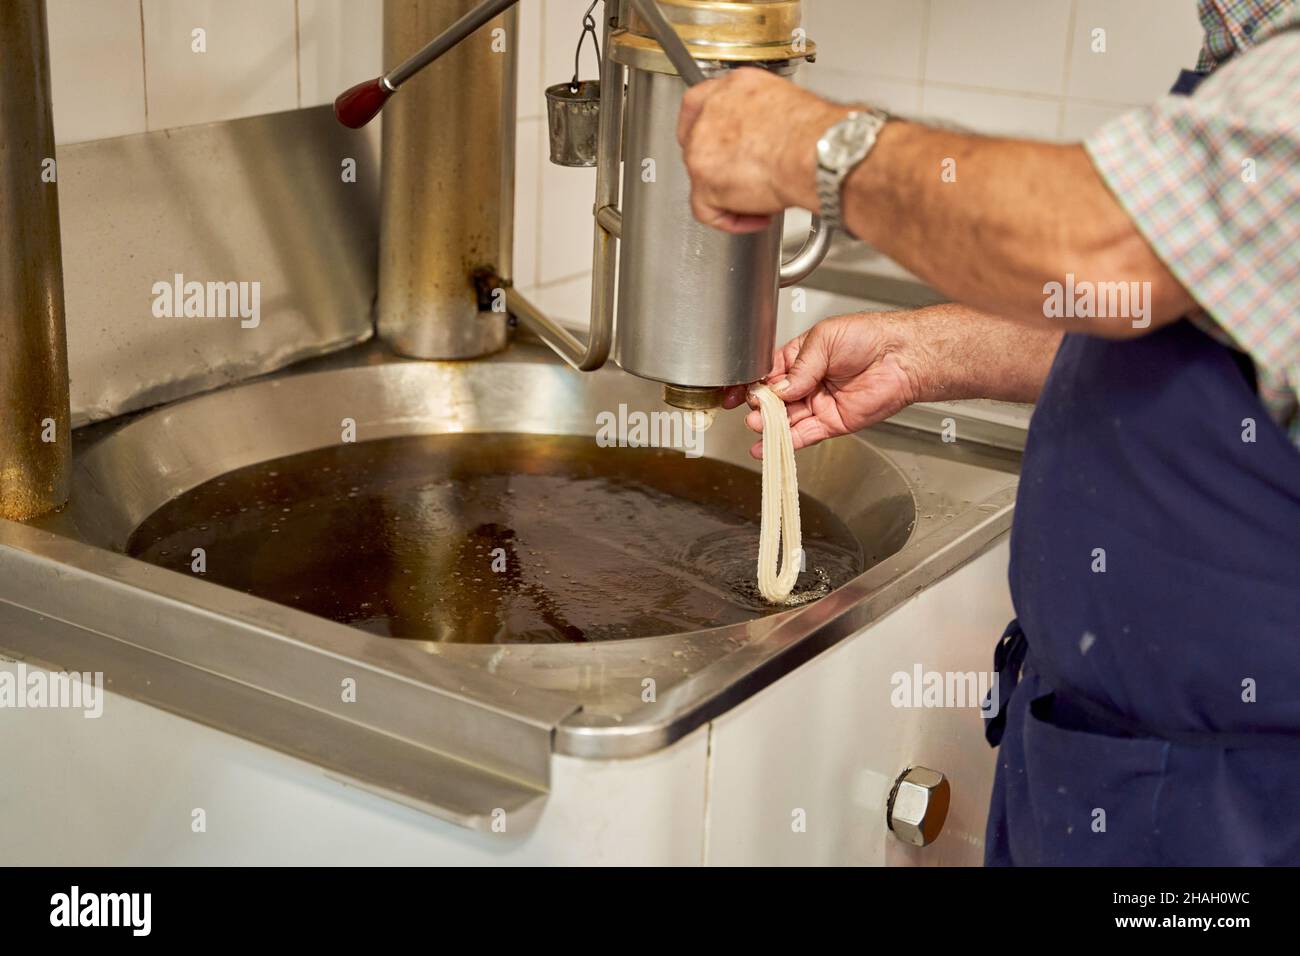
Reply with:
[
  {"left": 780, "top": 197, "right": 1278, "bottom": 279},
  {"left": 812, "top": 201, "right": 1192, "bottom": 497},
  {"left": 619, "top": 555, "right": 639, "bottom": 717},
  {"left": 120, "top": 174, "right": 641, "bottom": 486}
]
[{"left": 819, "top": 112, "right": 873, "bottom": 170}]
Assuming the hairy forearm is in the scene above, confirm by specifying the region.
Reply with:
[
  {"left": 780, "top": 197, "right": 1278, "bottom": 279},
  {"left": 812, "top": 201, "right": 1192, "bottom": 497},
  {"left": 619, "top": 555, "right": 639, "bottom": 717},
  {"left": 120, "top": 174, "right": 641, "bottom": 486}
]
[
  {"left": 780, "top": 121, "right": 1195, "bottom": 336},
  {"left": 679, "top": 70, "right": 1197, "bottom": 340},
  {"left": 889, "top": 303, "right": 1063, "bottom": 404}
]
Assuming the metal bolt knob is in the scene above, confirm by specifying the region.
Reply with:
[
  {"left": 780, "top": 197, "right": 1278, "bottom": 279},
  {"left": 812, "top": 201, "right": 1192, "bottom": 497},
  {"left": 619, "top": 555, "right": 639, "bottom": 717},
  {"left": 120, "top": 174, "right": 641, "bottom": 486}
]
[{"left": 886, "top": 767, "right": 951, "bottom": 847}]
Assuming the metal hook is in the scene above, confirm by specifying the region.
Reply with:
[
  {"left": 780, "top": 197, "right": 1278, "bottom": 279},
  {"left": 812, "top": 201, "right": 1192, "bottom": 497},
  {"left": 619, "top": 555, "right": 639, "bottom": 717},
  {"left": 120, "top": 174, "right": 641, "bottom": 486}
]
[{"left": 570, "top": 0, "right": 602, "bottom": 91}]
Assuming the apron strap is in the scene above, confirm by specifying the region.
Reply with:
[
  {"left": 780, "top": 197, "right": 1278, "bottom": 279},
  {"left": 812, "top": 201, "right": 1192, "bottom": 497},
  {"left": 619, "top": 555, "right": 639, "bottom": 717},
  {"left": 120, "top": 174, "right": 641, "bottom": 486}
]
[
  {"left": 987, "top": 618, "right": 1300, "bottom": 751},
  {"left": 984, "top": 618, "right": 1028, "bottom": 747},
  {"left": 1169, "top": 67, "right": 1209, "bottom": 95}
]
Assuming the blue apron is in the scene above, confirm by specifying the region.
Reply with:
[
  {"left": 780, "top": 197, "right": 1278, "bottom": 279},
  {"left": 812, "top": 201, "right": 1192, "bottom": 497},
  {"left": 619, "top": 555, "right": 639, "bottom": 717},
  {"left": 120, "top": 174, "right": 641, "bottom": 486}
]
[{"left": 982, "top": 69, "right": 1300, "bottom": 866}]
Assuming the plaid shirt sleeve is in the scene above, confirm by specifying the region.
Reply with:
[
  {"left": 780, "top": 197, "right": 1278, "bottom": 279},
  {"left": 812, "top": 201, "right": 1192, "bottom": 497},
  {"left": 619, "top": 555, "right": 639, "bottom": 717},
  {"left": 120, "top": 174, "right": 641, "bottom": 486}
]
[
  {"left": 1195, "top": 0, "right": 1300, "bottom": 69},
  {"left": 1084, "top": 30, "right": 1300, "bottom": 446}
]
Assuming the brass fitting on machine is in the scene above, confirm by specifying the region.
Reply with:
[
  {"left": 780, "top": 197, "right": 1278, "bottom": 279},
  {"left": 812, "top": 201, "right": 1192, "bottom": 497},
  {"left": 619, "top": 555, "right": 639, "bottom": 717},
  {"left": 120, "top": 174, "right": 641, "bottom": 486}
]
[
  {"left": 612, "top": 0, "right": 816, "bottom": 70},
  {"left": 662, "top": 384, "right": 727, "bottom": 411}
]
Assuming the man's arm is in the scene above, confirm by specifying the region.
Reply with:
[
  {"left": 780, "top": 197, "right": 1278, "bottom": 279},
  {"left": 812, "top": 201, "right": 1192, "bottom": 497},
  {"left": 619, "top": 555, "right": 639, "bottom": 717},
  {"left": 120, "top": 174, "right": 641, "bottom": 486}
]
[
  {"left": 730, "top": 304, "right": 1062, "bottom": 457},
  {"left": 678, "top": 70, "right": 1197, "bottom": 337},
  {"left": 823, "top": 123, "right": 1194, "bottom": 335},
  {"left": 898, "top": 303, "right": 1064, "bottom": 404}
]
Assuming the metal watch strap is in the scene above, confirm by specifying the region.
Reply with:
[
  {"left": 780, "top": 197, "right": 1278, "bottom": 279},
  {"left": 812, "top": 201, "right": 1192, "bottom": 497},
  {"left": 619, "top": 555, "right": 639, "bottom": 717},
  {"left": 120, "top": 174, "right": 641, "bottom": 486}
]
[
  {"left": 816, "top": 164, "right": 847, "bottom": 234},
  {"left": 816, "top": 108, "right": 887, "bottom": 238}
]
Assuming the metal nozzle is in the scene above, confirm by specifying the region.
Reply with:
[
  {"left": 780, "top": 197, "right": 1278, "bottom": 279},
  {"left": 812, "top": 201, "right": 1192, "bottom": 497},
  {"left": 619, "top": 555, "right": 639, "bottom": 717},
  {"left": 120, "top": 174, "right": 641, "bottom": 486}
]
[{"left": 662, "top": 384, "right": 726, "bottom": 411}]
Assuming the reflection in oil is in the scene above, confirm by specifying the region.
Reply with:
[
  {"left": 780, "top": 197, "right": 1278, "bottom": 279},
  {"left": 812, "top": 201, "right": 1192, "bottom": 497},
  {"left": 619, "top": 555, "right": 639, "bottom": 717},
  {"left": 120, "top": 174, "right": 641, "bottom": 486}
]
[{"left": 128, "top": 434, "right": 863, "bottom": 644}]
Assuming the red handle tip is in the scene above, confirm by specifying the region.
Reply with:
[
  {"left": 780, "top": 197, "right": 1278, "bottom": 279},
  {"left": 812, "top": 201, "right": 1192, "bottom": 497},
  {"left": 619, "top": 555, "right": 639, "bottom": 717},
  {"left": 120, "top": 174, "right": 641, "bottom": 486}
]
[{"left": 334, "top": 77, "right": 392, "bottom": 128}]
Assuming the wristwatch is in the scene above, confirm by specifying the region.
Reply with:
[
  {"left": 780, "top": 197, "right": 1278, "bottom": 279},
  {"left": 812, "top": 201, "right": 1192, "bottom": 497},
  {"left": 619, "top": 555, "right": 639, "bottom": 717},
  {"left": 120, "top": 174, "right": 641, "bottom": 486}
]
[{"left": 815, "top": 107, "right": 889, "bottom": 237}]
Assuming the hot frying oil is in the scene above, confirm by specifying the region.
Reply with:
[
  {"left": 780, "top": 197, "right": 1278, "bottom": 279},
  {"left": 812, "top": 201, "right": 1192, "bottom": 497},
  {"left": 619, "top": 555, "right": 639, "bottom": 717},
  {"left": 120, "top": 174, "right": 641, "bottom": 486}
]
[{"left": 127, "top": 434, "right": 863, "bottom": 644}]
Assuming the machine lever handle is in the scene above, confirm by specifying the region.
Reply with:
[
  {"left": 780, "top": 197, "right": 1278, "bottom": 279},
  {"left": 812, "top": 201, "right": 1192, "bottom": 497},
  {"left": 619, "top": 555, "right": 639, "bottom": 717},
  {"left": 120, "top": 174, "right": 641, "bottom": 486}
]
[
  {"left": 335, "top": 0, "right": 522, "bottom": 127},
  {"left": 780, "top": 216, "right": 833, "bottom": 287}
]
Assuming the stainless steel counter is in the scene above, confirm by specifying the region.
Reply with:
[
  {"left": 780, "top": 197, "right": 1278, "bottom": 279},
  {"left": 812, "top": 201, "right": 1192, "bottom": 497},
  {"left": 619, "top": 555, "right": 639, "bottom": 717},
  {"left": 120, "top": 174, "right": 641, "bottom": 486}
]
[{"left": 0, "top": 339, "right": 1018, "bottom": 830}]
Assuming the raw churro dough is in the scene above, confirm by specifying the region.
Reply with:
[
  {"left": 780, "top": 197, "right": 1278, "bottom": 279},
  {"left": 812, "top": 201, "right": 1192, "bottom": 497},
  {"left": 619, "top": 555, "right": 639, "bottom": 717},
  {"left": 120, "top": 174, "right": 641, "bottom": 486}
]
[{"left": 751, "top": 384, "right": 802, "bottom": 603}]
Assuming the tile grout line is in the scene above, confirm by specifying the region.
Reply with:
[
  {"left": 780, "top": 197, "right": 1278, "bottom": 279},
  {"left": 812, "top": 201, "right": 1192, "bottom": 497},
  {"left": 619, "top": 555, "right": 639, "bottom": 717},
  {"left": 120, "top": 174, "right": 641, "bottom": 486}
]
[
  {"left": 533, "top": 0, "right": 547, "bottom": 293},
  {"left": 699, "top": 723, "right": 715, "bottom": 866},
  {"left": 827, "top": 70, "right": 1147, "bottom": 112},
  {"left": 535, "top": 268, "right": 593, "bottom": 291},
  {"left": 517, "top": 106, "right": 542, "bottom": 288},
  {"left": 137, "top": 0, "right": 150, "bottom": 129},
  {"left": 293, "top": 0, "right": 302, "bottom": 109},
  {"left": 1058, "top": 0, "right": 1080, "bottom": 139},
  {"left": 917, "top": 0, "right": 931, "bottom": 113}
]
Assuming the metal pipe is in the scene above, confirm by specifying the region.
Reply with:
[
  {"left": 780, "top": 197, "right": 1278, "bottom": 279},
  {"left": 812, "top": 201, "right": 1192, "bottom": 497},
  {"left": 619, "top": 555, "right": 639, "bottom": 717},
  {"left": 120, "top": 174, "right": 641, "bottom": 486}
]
[
  {"left": 579, "top": 4, "right": 626, "bottom": 370},
  {"left": 385, "top": 0, "right": 520, "bottom": 88},
  {"left": 498, "top": 4, "right": 519, "bottom": 282},
  {"left": 0, "top": 0, "right": 70, "bottom": 521},
  {"left": 376, "top": 0, "right": 511, "bottom": 360},
  {"left": 595, "top": 205, "right": 622, "bottom": 239},
  {"left": 508, "top": 4, "right": 623, "bottom": 372},
  {"left": 504, "top": 288, "right": 594, "bottom": 367}
]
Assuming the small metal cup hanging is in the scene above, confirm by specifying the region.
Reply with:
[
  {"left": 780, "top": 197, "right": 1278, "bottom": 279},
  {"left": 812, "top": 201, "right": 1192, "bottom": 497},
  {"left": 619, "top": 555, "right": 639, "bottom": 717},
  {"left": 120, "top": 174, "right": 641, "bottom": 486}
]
[{"left": 544, "top": 2, "right": 602, "bottom": 167}]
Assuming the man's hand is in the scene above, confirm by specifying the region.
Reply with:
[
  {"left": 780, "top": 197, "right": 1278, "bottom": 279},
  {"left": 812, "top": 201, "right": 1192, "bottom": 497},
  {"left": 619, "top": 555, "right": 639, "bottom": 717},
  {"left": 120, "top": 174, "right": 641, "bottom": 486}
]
[
  {"left": 725, "top": 305, "right": 1064, "bottom": 459},
  {"left": 725, "top": 313, "right": 928, "bottom": 458},
  {"left": 677, "top": 68, "right": 848, "bottom": 233}
]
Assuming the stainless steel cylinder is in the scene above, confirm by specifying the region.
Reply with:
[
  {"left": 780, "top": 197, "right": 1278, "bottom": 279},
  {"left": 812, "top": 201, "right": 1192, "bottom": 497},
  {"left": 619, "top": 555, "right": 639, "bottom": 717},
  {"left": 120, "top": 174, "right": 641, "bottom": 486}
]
[
  {"left": 0, "top": 0, "right": 70, "bottom": 520},
  {"left": 377, "top": 0, "right": 511, "bottom": 359},
  {"left": 613, "top": 67, "right": 783, "bottom": 390}
]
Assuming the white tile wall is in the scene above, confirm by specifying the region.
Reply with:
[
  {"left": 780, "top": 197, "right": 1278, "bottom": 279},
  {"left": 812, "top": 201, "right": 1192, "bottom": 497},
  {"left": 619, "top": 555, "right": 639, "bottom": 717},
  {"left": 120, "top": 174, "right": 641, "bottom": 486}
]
[
  {"left": 47, "top": 0, "right": 147, "bottom": 144},
  {"left": 1067, "top": 0, "right": 1208, "bottom": 106},
  {"left": 926, "top": 0, "right": 1075, "bottom": 97},
  {"left": 140, "top": 0, "right": 299, "bottom": 131},
  {"left": 1059, "top": 100, "right": 1128, "bottom": 141},
  {"left": 806, "top": 0, "right": 927, "bottom": 83},
  {"left": 801, "top": 0, "right": 1206, "bottom": 142},
  {"left": 47, "top": 0, "right": 583, "bottom": 310},
  {"left": 535, "top": 0, "right": 600, "bottom": 288},
  {"left": 801, "top": 69, "right": 923, "bottom": 115},
  {"left": 516, "top": 0, "right": 544, "bottom": 120},
  {"left": 513, "top": 117, "right": 542, "bottom": 289},
  {"left": 522, "top": 272, "right": 593, "bottom": 329},
  {"left": 538, "top": 159, "right": 599, "bottom": 287},
  {"left": 298, "top": 0, "right": 384, "bottom": 109},
  {"left": 920, "top": 86, "right": 1061, "bottom": 139}
]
